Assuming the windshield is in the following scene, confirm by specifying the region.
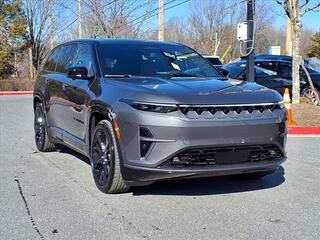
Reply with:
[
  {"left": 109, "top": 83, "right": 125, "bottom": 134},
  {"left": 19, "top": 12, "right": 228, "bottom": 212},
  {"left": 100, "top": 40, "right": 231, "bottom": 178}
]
[
  {"left": 97, "top": 43, "right": 221, "bottom": 78},
  {"left": 223, "top": 62, "right": 246, "bottom": 78}
]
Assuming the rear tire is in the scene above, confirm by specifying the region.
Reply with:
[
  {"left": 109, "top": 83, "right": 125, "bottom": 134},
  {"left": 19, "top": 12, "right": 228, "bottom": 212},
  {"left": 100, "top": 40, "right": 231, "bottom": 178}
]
[
  {"left": 34, "top": 102, "right": 55, "bottom": 152},
  {"left": 90, "top": 120, "right": 129, "bottom": 194}
]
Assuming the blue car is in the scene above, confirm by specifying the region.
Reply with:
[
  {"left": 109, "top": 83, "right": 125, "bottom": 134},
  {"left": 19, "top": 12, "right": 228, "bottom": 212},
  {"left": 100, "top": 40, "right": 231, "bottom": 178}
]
[{"left": 224, "top": 56, "right": 320, "bottom": 98}]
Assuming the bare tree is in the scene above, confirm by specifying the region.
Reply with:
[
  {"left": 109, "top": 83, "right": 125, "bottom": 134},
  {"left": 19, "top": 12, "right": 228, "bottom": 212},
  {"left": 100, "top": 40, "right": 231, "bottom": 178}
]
[
  {"left": 164, "top": 16, "right": 189, "bottom": 44},
  {"left": 81, "top": 0, "right": 155, "bottom": 39},
  {"left": 181, "top": 0, "right": 276, "bottom": 62},
  {"left": 187, "top": 0, "right": 242, "bottom": 57},
  {"left": 276, "top": 0, "right": 320, "bottom": 104},
  {"left": 24, "top": 0, "right": 52, "bottom": 77}
]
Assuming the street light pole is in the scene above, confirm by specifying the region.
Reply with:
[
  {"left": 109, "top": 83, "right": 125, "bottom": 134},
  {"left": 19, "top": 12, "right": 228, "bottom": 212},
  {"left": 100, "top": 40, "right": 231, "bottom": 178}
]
[{"left": 246, "top": 0, "right": 255, "bottom": 83}]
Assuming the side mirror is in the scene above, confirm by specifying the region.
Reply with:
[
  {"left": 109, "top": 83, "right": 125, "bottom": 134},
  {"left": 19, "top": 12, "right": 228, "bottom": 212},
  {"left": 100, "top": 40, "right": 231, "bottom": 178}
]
[
  {"left": 220, "top": 68, "right": 229, "bottom": 77},
  {"left": 66, "top": 67, "right": 92, "bottom": 80}
]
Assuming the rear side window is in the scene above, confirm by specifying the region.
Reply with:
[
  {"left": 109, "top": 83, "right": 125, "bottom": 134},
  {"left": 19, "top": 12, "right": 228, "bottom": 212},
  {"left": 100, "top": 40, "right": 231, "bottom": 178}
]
[
  {"left": 56, "top": 44, "right": 78, "bottom": 73},
  {"left": 43, "top": 48, "right": 60, "bottom": 72}
]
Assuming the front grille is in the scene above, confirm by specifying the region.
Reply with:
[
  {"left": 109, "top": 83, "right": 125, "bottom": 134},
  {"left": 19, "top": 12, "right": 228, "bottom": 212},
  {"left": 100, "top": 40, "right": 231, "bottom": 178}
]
[
  {"left": 178, "top": 103, "right": 282, "bottom": 119},
  {"left": 159, "top": 145, "right": 283, "bottom": 168}
]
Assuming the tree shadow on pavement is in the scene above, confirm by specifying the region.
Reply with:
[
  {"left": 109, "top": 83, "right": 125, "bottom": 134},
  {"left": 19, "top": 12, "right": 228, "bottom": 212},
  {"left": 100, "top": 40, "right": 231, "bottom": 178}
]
[{"left": 131, "top": 167, "right": 285, "bottom": 196}]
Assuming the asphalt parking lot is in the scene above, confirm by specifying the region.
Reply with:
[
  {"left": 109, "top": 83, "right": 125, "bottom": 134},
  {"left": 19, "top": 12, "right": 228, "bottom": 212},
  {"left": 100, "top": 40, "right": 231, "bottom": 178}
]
[{"left": 0, "top": 95, "right": 319, "bottom": 240}]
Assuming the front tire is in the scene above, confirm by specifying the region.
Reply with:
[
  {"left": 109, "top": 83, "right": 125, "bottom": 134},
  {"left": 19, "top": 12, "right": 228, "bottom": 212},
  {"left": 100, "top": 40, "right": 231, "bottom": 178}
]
[
  {"left": 34, "top": 102, "right": 55, "bottom": 152},
  {"left": 90, "top": 120, "right": 129, "bottom": 194}
]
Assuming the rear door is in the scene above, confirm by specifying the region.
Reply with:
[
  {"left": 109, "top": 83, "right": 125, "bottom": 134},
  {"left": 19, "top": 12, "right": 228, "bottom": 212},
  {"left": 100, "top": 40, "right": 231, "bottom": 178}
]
[
  {"left": 44, "top": 46, "right": 64, "bottom": 132},
  {"left": 46, "top": 43, "right": 78, "bottom": 141}
]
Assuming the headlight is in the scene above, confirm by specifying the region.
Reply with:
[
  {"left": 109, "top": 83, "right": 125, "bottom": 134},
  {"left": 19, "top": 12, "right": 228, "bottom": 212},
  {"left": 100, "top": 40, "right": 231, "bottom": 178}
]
[{"left": 121, "top": 99, "right": 178, "bottom": 113}]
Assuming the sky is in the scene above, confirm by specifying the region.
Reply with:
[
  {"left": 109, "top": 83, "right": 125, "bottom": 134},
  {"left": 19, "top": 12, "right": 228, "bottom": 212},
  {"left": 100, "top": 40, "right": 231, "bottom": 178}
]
[
  {"left": 151, "top": 0, "right": 320, "bottom": 31},
  {"left": 56, "top": 0, "right": 320, "bottom": 40}
]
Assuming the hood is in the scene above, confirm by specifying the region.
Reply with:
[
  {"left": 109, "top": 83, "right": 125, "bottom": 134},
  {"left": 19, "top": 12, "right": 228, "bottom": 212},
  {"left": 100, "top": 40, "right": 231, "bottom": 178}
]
[{"left": 105, "top": 76, "right": 282, "bottom": 105}]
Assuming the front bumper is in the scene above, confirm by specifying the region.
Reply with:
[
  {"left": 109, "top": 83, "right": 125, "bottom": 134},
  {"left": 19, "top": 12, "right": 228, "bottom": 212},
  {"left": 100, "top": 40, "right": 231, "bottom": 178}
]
[
  {"left": 122, "top": 158, "right": 285, "bottom": 185},
  {"left": 116, "top": 104, "right": 287, "bottom": 183}
]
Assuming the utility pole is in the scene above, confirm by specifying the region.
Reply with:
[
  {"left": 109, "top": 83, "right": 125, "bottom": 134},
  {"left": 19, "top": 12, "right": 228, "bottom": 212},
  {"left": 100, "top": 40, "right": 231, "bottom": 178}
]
[
  {"left": 77, "top": 0, "right": 83, "bottom": 38},
  {"left": 158, "top": 0, "right": 164, "bottom": 41},
  {"left": 48, "top": 0, "right": 54, "bottom": 50},
  {"left": 285, "top": 16, "right": 293, "bottom": 56},
  {"left": 245, "top": 0, "right": 255, "bottom": 83}
]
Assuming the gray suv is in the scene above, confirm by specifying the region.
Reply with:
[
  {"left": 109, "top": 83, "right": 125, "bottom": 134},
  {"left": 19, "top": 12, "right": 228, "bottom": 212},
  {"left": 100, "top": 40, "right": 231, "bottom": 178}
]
[{"left": 33, "top": 39, "right": 287, "bottom": 193}]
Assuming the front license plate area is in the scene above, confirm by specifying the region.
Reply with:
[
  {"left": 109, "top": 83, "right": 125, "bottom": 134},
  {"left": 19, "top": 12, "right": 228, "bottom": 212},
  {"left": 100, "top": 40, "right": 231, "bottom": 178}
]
[{"left": 215, "top": 149, "right": 249, "bottom": 165}]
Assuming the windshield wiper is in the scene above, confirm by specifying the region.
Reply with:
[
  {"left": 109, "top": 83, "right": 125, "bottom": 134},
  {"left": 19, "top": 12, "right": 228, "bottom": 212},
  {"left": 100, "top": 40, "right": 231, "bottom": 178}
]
[
  {"left": 104, "top": 74, "right": 131, "bottom": 78},
  {"left": 156, "top": 72, "right": 203, "bottom": 78}
]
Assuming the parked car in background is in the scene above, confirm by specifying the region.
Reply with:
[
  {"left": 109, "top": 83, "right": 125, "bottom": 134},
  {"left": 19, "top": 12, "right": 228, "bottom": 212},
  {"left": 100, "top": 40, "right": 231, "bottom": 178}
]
[
  {"left": 204, "top": 55, "right": 223, "bottom": 70},
  {"left": 222, "top": 58, "right": 320, "bottom": 98},
  {"left": 33, "top": 39, "right": 287, "bottom": 193},
  {"left": 308, "top": 57, "right": 320, "bottom": 72}
]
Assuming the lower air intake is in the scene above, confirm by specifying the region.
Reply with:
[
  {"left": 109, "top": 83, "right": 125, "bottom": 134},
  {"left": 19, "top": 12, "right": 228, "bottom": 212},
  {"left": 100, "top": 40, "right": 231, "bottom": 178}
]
[{"left": 159, "top": 145, "right": 283, "bottom": 168}]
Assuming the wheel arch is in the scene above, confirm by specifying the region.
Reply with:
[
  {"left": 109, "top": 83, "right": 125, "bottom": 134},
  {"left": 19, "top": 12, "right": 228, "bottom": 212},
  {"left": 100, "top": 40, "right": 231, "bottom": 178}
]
[
  {"left": 88, "top": 103, "right": 116, "bottom": 148},
  {"left": 33, "top": 95, "right": 43, "bottom": 110}
]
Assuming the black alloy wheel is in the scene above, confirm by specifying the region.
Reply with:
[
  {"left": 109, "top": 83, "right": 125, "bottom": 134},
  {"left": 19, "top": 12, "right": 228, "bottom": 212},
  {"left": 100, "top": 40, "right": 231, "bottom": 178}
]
[
  {"left": 34, "top": 102, "right": 55, "bottom": 152},
  {"left": 90, "top": 120, "right": 129, "bottom": 193},
  {"left": 91, "top": 128, "right": 114, "bottom": 187}
]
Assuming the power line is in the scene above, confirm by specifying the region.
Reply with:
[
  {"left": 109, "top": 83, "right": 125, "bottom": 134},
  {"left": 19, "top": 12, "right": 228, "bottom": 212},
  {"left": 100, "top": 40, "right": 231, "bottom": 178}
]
[
  {"left": 125, "top": 0, "right": 176, "bottom": 28},
  {"left": 56, "top": 0, "right": 178, "bottom": 38},
  {"left": 56, "top": 0, "right": 246, "bottom": 39},
  {"left": 113, "top": 0, "right": 192, "bottom": 36},
  {"left": 55, "top": 0, "right": 118, "bottom": 36}
]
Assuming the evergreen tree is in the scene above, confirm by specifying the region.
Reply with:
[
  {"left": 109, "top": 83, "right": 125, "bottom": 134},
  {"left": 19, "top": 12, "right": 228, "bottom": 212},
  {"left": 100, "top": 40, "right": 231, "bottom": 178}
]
[
  {"left": 308, "top": 32, "right": 320, "bottom": 59},
  {"left": 0, "top": 0, "right": 27, "bottom": 77}
]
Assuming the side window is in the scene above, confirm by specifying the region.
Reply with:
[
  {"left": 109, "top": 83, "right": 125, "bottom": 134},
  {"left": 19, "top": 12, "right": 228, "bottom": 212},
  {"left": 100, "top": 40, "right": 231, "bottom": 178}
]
[
  {"left": 278, "top": 62, "right": 292, "bottom": 78},
  {"left": 56, "top": 44, "right": 77, "bottom": 73},
  {"left": 43, "top": 48, "right": 60, "bottom": 71},
  {"left": 74, "top": 44, "right": 94, "bottom": 76},
  {"left": 255, "top": 66, "right": 276, "bottom": 77},
  {"left": 256, "top": 61, "right": 277, "bottom": 72}
]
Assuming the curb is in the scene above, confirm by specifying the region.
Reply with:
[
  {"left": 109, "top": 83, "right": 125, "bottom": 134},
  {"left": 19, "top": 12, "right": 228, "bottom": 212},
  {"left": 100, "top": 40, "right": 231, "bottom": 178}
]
[
  {"left": 0, "top": 91, "right": 33, "bottom": 96},
  {"left": 288, "top": 127, "right": 320, "bottom": 135}
]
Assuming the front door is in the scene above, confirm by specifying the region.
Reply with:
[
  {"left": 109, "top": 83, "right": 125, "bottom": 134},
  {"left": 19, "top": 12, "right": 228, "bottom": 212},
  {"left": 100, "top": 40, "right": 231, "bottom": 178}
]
[{"left": 61, "top": 43, "right": 96, "bottom": 151}]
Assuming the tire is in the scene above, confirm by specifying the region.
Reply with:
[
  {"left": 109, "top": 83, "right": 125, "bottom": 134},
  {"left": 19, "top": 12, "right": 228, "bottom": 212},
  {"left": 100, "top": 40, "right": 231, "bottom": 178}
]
[
  {"left": 34, "top": 102, "right": 56, "bottom": 152},
  {"left": 90, "top": 120, "right": 129, "bottom": 194},
  {"left": 240, "top": 170, "right": 275, "bottom": 179},
  {"left": 301, "top": 87, "right": 320, "bottom": 102}
]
